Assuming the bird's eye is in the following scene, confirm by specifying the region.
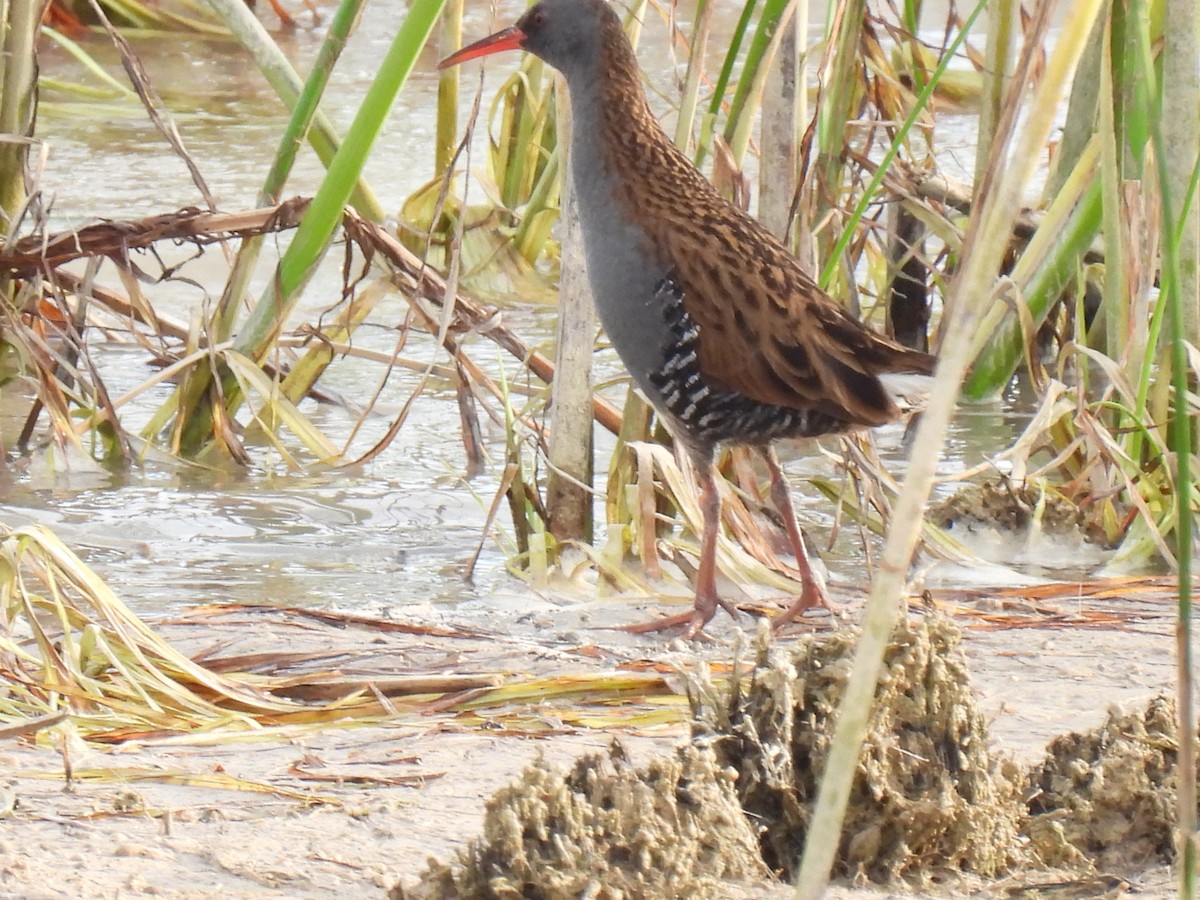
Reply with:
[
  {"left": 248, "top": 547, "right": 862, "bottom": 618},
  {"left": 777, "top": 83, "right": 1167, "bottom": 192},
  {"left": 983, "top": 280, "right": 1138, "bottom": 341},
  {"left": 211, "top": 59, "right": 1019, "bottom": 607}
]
[{"left": 529, "top": 9, "right": 546, "bottom": 27}]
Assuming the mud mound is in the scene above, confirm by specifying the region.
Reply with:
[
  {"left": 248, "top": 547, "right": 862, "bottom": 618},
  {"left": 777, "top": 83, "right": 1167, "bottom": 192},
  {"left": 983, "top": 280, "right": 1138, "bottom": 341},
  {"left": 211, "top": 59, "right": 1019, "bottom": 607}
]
[
  {"left": 1025, "top": 696, "right": 1182, "bottom": 869},
  {"left": 689, "top": 616, "right": 1025, "bottom": 883},
  {"left": 399, "top": 740, "right": 768, "bottom": 899},
  {"left": 929, "top": 479, "right": 1108, "bottom": 544},
  {"left": 396, "top": 621, "right": 1188, "bottom": 897}
]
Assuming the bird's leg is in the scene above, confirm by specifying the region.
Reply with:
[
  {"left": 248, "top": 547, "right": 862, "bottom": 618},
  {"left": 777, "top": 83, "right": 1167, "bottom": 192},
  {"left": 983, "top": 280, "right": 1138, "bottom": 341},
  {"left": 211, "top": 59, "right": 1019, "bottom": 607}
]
[
  {"left": 619, "top": 453, "right": 739, "bottom": 638},
  {"left": 682, "top": 463, "right": 740, "bottom": 638},
  {"left": 761, "top": 446, "right": 833, "bottom": 628}
]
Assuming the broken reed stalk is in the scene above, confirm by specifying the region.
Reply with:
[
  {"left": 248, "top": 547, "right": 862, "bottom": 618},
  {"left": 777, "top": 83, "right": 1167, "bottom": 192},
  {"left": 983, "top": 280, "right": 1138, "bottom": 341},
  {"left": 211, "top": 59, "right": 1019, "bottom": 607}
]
[
  {"left": 341, "top": 210, "right": 623, "bottom": 436},
  {"left": 756, "top": 0, "right": 802, "bottom": 241},
  {"left": 0, "top": 0, "right": 41, "bottom": 235},
  {"left": 0, "top": 201, "right": 311, "bottom": 270},
  {"left": 5, "top": 202, "right": 622, "bottom": 462},
  {"left": 544, "top": 84, "right": 596, "bottom": 544}
]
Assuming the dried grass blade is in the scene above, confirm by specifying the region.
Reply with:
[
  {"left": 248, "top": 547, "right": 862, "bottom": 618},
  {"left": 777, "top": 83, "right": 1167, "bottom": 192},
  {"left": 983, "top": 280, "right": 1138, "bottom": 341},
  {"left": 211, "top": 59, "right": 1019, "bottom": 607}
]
[
  {"left": 2, "top": 525, "right": 304, "bottom": 720},
  {"left": 221, "top": 350, "right": 341, "bottom": 463},
  {"left": 28, "top": 766, "right": 341, "bottom": 804}
]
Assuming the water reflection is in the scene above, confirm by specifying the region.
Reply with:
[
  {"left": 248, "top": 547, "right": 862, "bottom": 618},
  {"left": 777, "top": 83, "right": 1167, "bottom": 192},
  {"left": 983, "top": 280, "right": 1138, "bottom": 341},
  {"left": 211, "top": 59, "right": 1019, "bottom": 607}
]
[{"left": 2, "top": 465, "right": 511, "bottom": 611}]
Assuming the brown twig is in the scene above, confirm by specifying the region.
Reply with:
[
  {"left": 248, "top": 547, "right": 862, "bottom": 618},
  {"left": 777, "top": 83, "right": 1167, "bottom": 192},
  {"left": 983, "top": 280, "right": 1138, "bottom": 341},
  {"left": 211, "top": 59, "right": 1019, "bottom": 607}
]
[
  {"left": 0, "top": 200, "right": 311, "bottom": 272},
  {"left": 341, "top": 209, "right": 624, "bottom": 436}
]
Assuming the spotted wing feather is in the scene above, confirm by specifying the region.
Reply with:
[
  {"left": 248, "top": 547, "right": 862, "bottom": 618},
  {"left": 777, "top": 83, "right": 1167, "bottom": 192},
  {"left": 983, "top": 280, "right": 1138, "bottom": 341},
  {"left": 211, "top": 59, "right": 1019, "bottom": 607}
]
[{"left": 659, "top": 213, "right": 934, "bottom": 429}]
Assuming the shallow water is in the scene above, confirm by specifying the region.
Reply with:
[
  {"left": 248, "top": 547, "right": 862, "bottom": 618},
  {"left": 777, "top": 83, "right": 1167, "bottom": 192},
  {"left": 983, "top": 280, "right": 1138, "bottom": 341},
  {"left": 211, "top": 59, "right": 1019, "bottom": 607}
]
[{"left": 2, "top": 3, "right": 1063, "bottom": 619}]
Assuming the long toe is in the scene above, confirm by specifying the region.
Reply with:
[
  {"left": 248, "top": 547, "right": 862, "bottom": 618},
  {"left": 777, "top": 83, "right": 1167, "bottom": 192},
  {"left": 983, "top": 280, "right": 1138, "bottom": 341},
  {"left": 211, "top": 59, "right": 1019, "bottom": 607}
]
[
  {"left": 616, "top": 585, "right": 732, "bottom": 639},
  {"left": 715, "top": 594, "right": 741, "bottom": 621},
  {"left": 619, "top": 610, "right": 700, "bottom": 635},
  {"left": 681, "top": 606, "right": 714, "bottom": 640}
]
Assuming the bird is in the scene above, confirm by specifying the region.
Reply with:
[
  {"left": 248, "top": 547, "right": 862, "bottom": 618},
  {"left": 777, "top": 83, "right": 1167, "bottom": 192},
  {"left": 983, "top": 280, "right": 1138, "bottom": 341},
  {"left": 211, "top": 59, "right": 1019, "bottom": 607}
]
[{"left": 440, "top": 0, "right": 937, "bottom": 638}]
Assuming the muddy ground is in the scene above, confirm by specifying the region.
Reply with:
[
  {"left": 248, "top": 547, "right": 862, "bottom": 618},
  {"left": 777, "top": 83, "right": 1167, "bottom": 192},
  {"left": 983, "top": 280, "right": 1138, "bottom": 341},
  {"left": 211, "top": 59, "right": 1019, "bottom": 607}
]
[{"left": 0, "top": 575, "right": 1185, "bottom": 899}]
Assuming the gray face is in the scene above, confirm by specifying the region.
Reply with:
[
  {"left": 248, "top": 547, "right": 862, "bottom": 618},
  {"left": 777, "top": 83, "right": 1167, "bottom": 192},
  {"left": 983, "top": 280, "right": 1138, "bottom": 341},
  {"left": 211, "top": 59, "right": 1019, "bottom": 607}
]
[{"left": 516, "top": 0, "right": 608, "bottom": 74}]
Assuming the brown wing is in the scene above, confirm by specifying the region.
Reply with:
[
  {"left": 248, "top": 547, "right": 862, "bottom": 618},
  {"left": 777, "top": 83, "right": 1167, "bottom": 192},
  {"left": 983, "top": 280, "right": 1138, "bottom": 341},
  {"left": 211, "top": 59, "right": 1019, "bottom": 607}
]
[
  {"left": 661, "top": 213, "right": 935, "bottom": 428},
  {"left": 601, "top": 89, "right": 934, "bottom": 426}
]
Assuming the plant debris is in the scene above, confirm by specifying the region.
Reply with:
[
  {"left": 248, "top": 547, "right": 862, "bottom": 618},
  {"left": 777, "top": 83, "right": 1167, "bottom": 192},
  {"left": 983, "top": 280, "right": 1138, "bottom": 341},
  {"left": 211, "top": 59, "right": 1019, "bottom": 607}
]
[
  {"left": 399, "top": 740, "right": 769, "bottom": 899},
  {"left": 688, "top": 616, "right": 1026, "bottom": 883}
]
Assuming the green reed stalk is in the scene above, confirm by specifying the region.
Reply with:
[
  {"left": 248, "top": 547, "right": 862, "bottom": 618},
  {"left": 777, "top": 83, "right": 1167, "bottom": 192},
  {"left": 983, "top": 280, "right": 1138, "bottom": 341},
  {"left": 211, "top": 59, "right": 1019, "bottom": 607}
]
[
  {"left": 171, "top": 0, "right": 384, "bottom": 454},
  {"left": 813, "top": 0, "right": 865, "bottom": 259},
  {"left": 176, "top": 0, "right": 446, "bottom": 456},
  {"left": 674, "top": 0, "right": 712, "bottom": 154},
  {"left": 896, "top": 0, "right": 926, "bottom": 110},
  {"left": 501, "top": 59, "right": 551, "bottom": 208},
  {"left": 205, "top": 0, "right": 383, "bottom": 221},
  {"left": 695, "top": 0, "right": 758, "bottom": 168},
  {"left": 513, "top": 149, "right": 560, "bottom": 261},
  {"left": 1135, "top": 0, "right": 1199, "bottom": 883},
  {"left": 723, "top": 0, "right": 792, "bottom": 167},
  {"left": 1169, "top": 169, "right": 1198, "bottom": 900},
  {"left": 0, "top": 0, "right": 41, "bottom": 237},
  {"left": 1097, "top": 15, "right": 1127, "bottom": 364},
  {"left": 1110, "top": 0, "right": 1161, "bottom": 478},
  {"left": 436, "top": 0, "right": 463, "bottom": 176},
  {"left": 1169, "top": 186, "right": 1198, "bottom": 897},
  {"left": 974, "top": 0, "right": 1016, "bottom": 194},
  {"left": 963, "top": 157, "right": 1103, "bottom": 400},
  {"left": 254, "top": 0, "right": 385, "bottom": 406},
  {"left": 1162, "top": 0, "right": 1200, "bottom": 371},
  {"left": 1045, "top": 18, "right": 1103, "bottom": 201},
  {"left": 624, "top": 0, "right": 648, "bottom": 48},
  {"left": 233, "top": 0, "right": 446, "bottom": 360},
  {"left": 964, "top": 11, "right": 1123, "bottom": 400},
  {"left": 216, "top": 0, "right": 373, "bottom": 343}
]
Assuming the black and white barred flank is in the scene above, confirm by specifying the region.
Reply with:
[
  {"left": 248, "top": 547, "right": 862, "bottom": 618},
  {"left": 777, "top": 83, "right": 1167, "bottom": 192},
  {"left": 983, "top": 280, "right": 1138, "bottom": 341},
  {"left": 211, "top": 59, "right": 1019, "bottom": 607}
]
[{"left": 646, "top": 272, "right": 846, "bottom": 455}]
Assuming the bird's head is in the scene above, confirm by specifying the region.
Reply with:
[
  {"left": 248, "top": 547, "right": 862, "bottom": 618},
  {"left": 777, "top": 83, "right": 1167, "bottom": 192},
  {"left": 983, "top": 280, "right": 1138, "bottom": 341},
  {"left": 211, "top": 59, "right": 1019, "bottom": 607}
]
[{"left": 439, "top": 0, "right": 615, "bottom": 75}]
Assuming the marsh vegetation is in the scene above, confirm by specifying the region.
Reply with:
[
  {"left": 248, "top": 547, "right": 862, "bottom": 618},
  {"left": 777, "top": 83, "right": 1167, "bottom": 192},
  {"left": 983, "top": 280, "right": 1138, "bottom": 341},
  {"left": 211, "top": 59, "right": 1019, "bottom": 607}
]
[{"left": 1, "top": 0, "right": 1198, "bottom": 894}]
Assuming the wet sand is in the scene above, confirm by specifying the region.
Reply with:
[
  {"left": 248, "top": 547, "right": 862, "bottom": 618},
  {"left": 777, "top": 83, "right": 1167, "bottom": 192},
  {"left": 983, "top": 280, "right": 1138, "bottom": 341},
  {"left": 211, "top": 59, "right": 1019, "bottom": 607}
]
[{"left": 0, "top": 580, "right": 1184, "bottom": 898}]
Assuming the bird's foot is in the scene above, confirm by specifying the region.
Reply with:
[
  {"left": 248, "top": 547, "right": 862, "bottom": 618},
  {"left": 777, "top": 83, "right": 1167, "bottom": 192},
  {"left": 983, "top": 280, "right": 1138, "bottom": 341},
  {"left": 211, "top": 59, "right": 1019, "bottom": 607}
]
[
  {"left": 771, "top": 577, "right": 837, "bottom": 632},
  {"left": 617, "top": 590, "right": 740, "bottom": 639},
  {"left": 619, "top": 609, "right": 714, "bottom": 640}
]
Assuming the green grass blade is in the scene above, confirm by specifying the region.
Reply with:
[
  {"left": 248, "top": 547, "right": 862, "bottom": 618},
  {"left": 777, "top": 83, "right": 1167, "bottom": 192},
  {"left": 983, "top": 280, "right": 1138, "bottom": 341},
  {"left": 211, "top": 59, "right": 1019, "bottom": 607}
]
[
  {"left": 233, "top": 0, "right": 447, "bottom": 361},
  {"left": 722, "top": 0, "right": 792, "bottom": 166},
  {"left": 40, "top": 25, "right": 136, "bottom": 98},
  {"left": 817, "top": 0, "right": 987, "bottom": 292},
  {"left": 696, "top": 0, "right": 759, "bottom": 168},
  {"left": 203, "top": 0, "right": 384, "bottom": 221}
]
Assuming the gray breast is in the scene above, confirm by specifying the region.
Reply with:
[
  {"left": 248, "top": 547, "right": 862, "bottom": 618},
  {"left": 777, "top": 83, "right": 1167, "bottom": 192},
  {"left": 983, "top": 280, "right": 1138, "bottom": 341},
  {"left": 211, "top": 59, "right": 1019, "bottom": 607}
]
[{"left": 568, "top": 127, "right": 676, "bottom": 407}]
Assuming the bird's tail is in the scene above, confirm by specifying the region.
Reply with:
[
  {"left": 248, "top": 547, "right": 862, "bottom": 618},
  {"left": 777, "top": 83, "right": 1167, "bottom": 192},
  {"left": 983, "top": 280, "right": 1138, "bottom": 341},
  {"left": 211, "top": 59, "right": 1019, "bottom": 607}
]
[{"left": 879, "top": 372, "right": 934, "bottom": 411}]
